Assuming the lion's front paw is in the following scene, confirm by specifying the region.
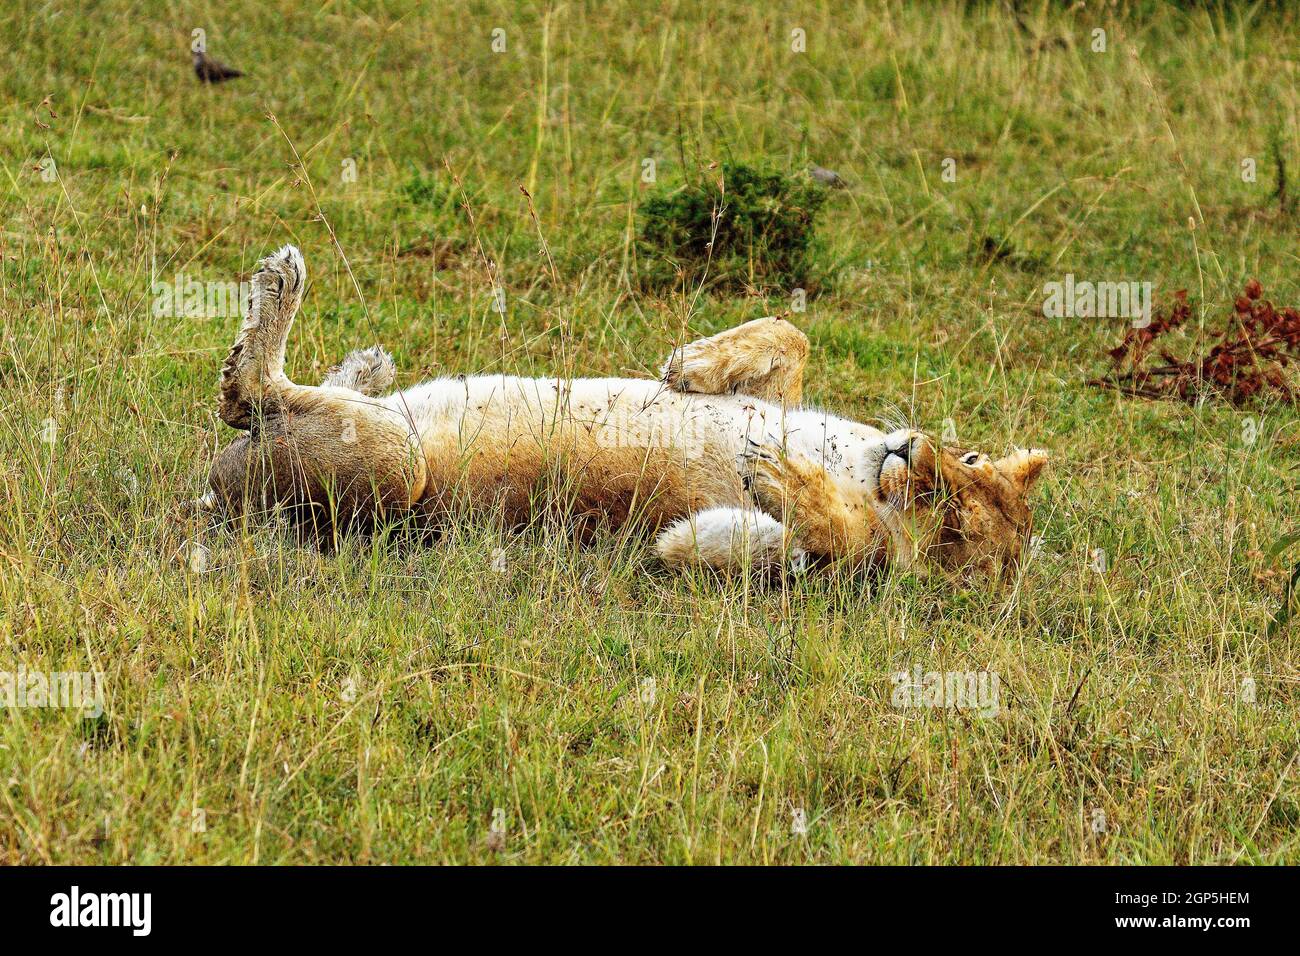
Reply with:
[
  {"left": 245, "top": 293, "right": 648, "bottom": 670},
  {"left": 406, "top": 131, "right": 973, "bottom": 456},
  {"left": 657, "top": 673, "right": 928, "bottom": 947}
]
[
  {"left": 661, "top": 340, "right": 716, "bottom": 394},
  {"left": 737, "top": 437, "right": 801, "bottom": 514}
]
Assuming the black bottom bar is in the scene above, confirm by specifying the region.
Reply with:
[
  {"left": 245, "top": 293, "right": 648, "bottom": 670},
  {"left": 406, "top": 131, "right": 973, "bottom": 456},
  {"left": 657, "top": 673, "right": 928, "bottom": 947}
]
[{"left": 0, "top": 865, "right": 1275, "bottom": 942}]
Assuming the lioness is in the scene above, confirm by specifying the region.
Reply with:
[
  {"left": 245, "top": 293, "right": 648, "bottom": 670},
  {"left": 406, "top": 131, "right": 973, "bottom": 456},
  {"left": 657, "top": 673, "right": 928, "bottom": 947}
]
[{"left": 206, "top": 246, "right": 1047, "bottom": 578}]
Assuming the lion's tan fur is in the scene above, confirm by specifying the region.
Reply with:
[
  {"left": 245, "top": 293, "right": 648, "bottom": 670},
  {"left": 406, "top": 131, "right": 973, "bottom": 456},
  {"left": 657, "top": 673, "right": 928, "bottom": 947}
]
[{"left": 208, "top": 247, "right": 1047, "bottom": 577}]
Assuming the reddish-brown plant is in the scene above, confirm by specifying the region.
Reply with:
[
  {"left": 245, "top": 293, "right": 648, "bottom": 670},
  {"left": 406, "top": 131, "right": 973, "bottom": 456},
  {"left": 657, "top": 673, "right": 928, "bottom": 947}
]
[{"left": 1093, "top": 281, "right": 1300, "bottom": 406}]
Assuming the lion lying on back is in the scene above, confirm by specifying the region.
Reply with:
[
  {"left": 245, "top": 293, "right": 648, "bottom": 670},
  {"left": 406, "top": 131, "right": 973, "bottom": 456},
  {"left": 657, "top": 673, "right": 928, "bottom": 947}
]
[{"left": 206, "top": 246, "right": 1048, "bottom": 578}]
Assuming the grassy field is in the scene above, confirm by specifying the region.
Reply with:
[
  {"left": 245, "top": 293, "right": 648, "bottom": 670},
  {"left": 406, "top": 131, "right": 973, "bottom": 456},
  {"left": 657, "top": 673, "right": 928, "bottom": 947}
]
[{"left": 1, "top": 0, "right": 1298, "bottom": 864}]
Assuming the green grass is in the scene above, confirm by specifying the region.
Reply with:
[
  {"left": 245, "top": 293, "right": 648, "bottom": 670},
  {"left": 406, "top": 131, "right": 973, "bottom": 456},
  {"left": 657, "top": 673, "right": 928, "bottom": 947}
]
[{"left": 1, "top": 0, "right": 1298, "bottom": 864}]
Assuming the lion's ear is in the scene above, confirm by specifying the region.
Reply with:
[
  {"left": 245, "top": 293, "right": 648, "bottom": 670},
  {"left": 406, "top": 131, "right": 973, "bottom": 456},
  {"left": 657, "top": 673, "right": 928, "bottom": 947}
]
[{"left": 996, "top": 448, "right": 1049, "bottom": 493}]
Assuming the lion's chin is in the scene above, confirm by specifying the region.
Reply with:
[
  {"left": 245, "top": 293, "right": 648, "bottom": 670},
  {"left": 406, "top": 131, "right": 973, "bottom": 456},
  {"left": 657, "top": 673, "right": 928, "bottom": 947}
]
[{"left": 876, "top": 454, "right": 912, "bottom": 507}]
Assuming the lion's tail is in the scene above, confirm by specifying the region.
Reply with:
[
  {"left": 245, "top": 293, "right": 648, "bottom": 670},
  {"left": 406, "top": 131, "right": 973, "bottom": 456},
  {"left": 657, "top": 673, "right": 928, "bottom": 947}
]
[{"left": 218, "top": 244, "right": 306, "bottom": 429}]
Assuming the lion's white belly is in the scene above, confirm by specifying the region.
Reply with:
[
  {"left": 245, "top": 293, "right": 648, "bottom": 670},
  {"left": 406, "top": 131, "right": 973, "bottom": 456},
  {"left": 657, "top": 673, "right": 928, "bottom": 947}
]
[{"left": 386, "top": 375, "right": 887, "bottom": 483}]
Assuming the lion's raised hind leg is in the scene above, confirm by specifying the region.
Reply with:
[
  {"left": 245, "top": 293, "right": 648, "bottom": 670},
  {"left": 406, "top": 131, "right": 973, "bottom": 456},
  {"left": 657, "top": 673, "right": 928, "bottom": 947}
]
[
  {"left": 209, "top": 247, "right": 425, "bottom": 526},
  {"left": 660, "top": 316, "right": 809, "bottom": 405},
  {"left": 218, "top": 244, "right": 305, "bottom": 429}
]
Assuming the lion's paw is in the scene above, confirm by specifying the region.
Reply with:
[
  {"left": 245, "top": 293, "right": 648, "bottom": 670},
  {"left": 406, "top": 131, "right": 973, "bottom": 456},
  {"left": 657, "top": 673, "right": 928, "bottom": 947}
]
[{"left": 736, "top": 436, "right": 798, "bottom": 512}]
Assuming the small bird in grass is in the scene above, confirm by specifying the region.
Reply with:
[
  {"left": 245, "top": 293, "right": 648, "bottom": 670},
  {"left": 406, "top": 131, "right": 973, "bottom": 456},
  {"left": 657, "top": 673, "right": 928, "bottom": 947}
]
[
  {"left": 193, "top": 49, "right": 244, "bottom": 84},
  {"left": 807, "top": 164, "right": 849, "bottom": 189}
]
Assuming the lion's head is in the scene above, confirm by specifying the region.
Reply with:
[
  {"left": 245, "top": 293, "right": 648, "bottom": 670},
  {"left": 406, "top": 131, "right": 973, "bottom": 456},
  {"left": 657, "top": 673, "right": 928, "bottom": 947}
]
[{"left": 874, "top": 433, "right": 1049, "bottom": 578}]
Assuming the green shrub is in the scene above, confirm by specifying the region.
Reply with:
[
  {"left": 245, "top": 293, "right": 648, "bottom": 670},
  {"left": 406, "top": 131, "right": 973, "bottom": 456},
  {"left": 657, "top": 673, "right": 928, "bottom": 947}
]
[{"left": 636, "top": 162, "right": 828, "bottom": 294}]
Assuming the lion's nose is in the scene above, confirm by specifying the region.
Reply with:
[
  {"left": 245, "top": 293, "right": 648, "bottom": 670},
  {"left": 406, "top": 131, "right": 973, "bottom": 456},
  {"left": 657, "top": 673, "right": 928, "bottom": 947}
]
[{"left": 887, "top": 435, "right": 913, "bottom": 463}]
